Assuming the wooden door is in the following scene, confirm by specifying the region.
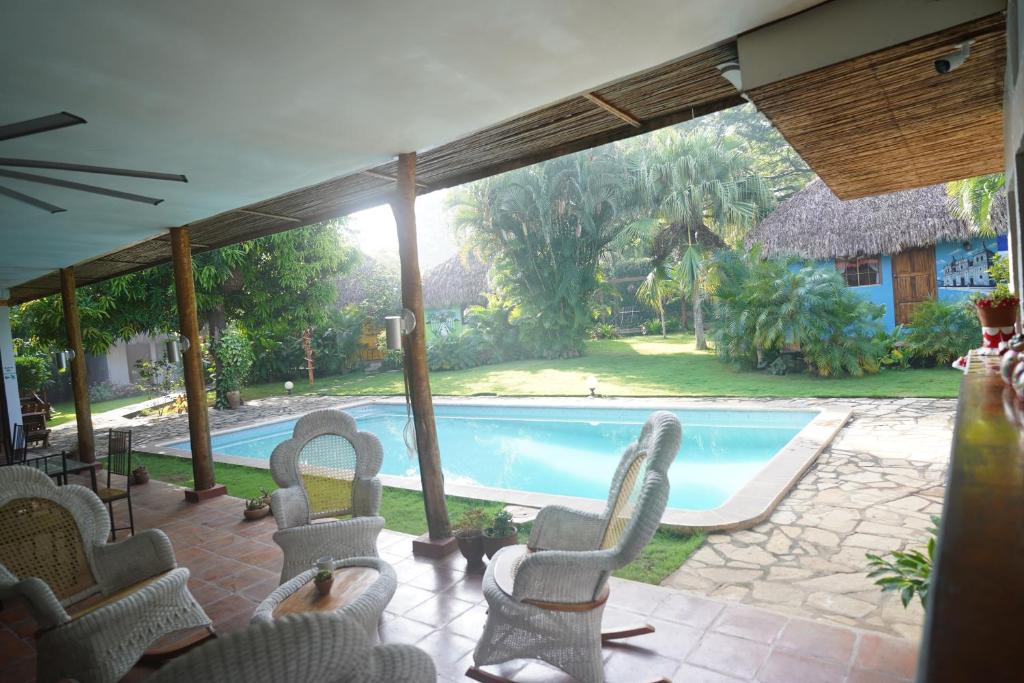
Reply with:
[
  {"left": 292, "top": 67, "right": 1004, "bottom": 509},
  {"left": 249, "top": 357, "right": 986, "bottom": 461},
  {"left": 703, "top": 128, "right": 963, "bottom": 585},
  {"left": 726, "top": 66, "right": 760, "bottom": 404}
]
[{"left": 892, "top": 246, "right": 937, "bottom": 325}]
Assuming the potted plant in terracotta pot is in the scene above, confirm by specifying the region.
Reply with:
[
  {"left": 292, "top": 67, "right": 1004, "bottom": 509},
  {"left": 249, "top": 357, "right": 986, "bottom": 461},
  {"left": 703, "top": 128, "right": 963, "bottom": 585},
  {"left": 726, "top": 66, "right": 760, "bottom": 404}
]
[
  {"left": 130, "top": 463, "right": 149, "bottom": 485},
  {"left": 483, "top": 510, "right": 518, "bottom": 559},
  {"left": 975, "top": 289, "right": 1020, "bottom": 349},
  {"left": 453, "top": 508, "right": 489, "bottom": 570},
  {"left": 243, "top": 496, "right": 270, "bottom": 520},
  {"left": 313, "top": 568, "right": 334, "bottom": 596}
]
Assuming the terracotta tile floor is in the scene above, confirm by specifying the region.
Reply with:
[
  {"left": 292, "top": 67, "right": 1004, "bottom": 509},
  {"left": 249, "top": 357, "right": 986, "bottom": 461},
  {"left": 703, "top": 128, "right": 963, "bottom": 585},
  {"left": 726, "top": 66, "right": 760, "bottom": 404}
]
[{"left": 0, "top": 478, "right": 920, "bottom": 682}]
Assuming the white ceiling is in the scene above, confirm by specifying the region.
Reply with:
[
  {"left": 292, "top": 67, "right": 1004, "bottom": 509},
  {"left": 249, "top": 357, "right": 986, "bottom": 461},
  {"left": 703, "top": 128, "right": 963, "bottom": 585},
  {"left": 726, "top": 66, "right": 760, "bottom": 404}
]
[{"left": 0, "top": 0, "right": 822, "bottom": 292}]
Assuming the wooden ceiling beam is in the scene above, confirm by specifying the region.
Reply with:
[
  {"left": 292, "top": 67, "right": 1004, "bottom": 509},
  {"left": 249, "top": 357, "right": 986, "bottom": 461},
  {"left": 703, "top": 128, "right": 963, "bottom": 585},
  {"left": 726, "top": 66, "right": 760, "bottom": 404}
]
[{"left": 234, "top": 208, "right": 302, "bottom": 223}]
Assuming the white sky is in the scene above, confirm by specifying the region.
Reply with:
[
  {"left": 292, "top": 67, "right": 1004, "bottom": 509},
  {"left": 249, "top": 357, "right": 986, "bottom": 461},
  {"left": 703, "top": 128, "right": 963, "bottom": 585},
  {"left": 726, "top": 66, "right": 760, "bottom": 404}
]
[{"left": 347, "top": 190, "right": 459, "bottom": 270}]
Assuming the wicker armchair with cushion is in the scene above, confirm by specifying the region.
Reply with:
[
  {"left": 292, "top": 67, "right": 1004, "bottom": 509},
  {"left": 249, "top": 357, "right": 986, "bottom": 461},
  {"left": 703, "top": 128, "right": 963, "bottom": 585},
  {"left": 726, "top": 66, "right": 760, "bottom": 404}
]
[
  {"left": 468, "top": 411, "right": 681, "bottom": 683},
  {"left": 0, "top": 466, "right": 211, "bottom": 683},
  {"left": 270, "top": 409, "right": 386, "bottom": 583},
  {"left": 151, "top": 611, "right": 436, "bottom": 683}
]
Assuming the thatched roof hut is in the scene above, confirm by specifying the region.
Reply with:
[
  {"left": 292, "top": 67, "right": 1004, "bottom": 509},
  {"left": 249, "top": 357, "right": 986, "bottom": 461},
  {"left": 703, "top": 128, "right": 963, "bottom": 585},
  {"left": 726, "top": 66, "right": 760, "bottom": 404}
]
[
  {"left": 335, "top": 254, "right": 399, "bottom": 308},
  {"left": 422, "top": 251, "right": 490, "bottom": 309},
  {"left": 746, "top": 179, "right": 1007, "bottom": 260}
]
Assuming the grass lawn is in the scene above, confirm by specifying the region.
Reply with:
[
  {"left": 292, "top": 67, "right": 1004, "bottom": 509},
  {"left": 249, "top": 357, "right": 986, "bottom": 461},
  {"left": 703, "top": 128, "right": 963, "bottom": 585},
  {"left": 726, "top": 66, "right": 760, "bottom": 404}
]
[
  {"left": 50, "top": 394, "right": 148, "bottom": 427},
  {"left": 133, "top": 451, "right": 703, "bottom": 585},
  {"left": 242, "top": 334, "right": 961, "bottom": 401}
]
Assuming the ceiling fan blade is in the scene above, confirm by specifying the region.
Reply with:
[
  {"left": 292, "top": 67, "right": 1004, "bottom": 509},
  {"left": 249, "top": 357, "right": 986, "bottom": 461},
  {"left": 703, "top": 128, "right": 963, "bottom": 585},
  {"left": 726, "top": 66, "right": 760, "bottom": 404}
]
[
  {"left": 0, "top": 158, "right": 187, "bottom": 183},
  {"left": 0, "top": 112, "right": 86, "bottom": 142},
  {"left": 0, "top": 169, "right": 163, "bottom": 205},
  {"left": 0, "top": 185, "right": 65, "bottom": 214}
]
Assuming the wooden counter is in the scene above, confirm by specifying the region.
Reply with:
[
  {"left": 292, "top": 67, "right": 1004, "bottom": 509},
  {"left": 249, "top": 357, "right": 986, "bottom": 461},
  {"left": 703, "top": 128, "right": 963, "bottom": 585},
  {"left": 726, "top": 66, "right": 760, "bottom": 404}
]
[{"left": 916, "top": 353, "right": 1024, "bottom": 682}]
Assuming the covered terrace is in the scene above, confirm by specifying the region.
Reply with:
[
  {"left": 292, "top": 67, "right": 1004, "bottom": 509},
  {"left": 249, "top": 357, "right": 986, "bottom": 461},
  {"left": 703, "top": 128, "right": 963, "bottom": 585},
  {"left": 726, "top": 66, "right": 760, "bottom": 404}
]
[{"left": 1, "top": 1, "right": 1021, "bottom": 681}]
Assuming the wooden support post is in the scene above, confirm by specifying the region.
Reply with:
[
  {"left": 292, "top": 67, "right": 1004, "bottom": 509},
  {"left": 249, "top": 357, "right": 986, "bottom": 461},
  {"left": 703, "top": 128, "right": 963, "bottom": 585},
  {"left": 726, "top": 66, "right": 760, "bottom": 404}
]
[
  {"left": 170, "top": 227, "right": 225, "bottom": 501},
  {"left": 59, "top": 268, "right": 94, "bottom": 463},
  {"left": 391, "top": 152, "right": 454, "bottom": 549}
]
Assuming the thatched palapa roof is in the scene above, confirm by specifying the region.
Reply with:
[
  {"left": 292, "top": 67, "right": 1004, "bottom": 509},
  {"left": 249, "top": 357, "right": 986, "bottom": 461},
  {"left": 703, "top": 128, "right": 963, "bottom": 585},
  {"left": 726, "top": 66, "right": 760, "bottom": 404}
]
[
  {"left": 746, "top": 179, "right": 1007, "bottom": 260},
  {"left": 421, "top": 252, "right": 490, "bottom": 310}
]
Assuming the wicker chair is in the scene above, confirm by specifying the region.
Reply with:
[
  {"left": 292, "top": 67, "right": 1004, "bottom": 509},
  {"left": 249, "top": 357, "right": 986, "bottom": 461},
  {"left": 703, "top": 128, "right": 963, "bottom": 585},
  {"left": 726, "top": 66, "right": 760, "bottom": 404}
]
[
  {"left": 0, "top": 466, "right": 212, "bottom": 683},
  {"left": 469, "top": 411, "right": 681, "bottom": 683},
  {"left": 150, "top": 611, "right": 436, "bottom": 683},
  {"left": 270, "top": 409, "right": 386, "bottom": 583}
]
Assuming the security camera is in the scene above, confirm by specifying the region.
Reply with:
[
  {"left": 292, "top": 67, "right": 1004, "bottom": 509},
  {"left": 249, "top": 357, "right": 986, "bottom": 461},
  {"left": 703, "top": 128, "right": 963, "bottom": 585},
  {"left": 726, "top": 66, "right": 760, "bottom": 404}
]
[{"left": 934, "top": 40, "right": 973, "bottom": 74}]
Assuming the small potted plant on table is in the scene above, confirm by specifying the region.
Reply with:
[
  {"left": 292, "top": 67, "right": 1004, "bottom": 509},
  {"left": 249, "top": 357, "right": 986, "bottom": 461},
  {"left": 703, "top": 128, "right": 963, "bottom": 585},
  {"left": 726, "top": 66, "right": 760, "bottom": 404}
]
[
  {"left": 483, "top": 510, "right": 518, "bottom": 559},
  {"left": 453, "top": 508, "right": 489, "bottom": 570},
  {"left": 975, "top": 256, "right": 1020, "bottom": 349},
  {"left": 313, "top": 568, "right": 334, "bottom": 596},
  {"left": 243, "top": 496, "right": 270, "bottom": 520}
]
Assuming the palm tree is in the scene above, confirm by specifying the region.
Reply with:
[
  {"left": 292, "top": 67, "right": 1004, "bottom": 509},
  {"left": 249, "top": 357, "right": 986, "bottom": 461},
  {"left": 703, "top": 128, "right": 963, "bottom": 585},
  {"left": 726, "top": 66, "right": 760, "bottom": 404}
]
[
  {"left": 630, "top": 129, "right": 774, "bottom": 349},
  {"left": 947, "top": 173, "right": 1004, "bottom": 235},
  {"left": 635, "top": 264, "right": 677, "bottom": 338},
  {"left": 672, "top": 245, "right": 706, "bottom": 348}
]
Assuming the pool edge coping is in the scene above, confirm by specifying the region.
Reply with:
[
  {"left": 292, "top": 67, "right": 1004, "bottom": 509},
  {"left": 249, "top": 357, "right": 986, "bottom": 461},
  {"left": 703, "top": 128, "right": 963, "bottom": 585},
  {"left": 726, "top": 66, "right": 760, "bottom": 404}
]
[{"left": 147, "top": 396, "right": 852, "bottom": 532}]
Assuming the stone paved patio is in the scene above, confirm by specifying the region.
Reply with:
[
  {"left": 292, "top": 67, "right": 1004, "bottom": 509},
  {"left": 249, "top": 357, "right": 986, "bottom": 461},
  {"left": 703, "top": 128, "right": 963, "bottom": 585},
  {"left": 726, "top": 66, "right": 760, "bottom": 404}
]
[
  {"left": 46, "top": 394, "right": 954, "bottom": 640},
  {"left": 664, "top": 398, "right": 953, "bottom": 639},
  {"left": 0, "top": 476, "right": 920, "bottom": 683}
]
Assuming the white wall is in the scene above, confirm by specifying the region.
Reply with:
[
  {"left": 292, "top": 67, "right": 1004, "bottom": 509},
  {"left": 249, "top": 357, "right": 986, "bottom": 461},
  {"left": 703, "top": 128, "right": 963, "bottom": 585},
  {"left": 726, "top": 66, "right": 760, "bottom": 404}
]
[{"left": 0, "top": 305, "right": 22, "bottom": 441}]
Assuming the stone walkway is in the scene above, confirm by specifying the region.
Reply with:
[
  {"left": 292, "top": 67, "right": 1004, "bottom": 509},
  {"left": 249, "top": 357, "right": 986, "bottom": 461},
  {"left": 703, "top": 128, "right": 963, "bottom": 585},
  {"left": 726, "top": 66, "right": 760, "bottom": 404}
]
[
  {"left": 663, "top": 398, "right": 953, "bottom": 639},
  {"left": 48, "top": 394, "right": 954, "bottom": 640}
]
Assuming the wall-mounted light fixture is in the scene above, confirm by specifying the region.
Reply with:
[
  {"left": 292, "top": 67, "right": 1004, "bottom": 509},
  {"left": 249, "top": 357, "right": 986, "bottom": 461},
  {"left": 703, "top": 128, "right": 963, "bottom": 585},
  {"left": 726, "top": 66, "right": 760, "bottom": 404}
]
[
  {"left": 384, "top": 309, "right": 417, "bottom": 351},
  {"left": 55, "top": 349, "right": 75, "bottom": 372}
]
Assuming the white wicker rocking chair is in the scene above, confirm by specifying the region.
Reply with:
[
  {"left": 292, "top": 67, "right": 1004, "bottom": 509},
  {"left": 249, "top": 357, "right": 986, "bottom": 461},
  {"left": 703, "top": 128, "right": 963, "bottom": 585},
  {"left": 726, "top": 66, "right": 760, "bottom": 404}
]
[
  {"left": 150, "top": 611, "right": 437, "bottom": 683},
  {"left": 0, "top": 466, "right": 212, "bottom": 683},
  {"left": 270, "top": 409, "right": 386, "bottom": 582},
  {"left": 468, "top": 411, "right": 681, "bottom": 683}
]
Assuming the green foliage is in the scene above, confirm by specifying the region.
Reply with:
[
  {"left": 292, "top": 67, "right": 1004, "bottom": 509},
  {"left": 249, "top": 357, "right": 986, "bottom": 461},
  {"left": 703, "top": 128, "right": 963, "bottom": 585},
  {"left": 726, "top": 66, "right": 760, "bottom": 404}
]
[
  {"left": 213, "top": 323, "right": 255, "bottom": 403},
  {"left": 644, "top": 318, "right": 679, "bottom": 336},
  {"left": 708, "top": 250, "right": 884, "bottom": 376},
  {"left": 452, "top": 508, "right": 490, "bottom": 537},
  {"left": 946, "top": 173, "right": 1004, "bottom": 235},
  {"left": 451, "top": 150, "right": 634, "bottom": 359},
  {"left": 134, "top": 358, "right": 184, "bottom": 397},
  {"left": 485, "top": 510, "right": 516, "bottom": 539},
  {"left": 588, "top": 323, "right": 619, "bottom": 340},
  {"left": 866, "top": 516, "right": 940, "bottom": 608},
  {"left": 427, "top": 331, "right": 484, "bottom": 371},
  {"left": 314, "top": 569, "right": 333, "bottom": 583},
  {"left": 15, "top": 348, "right": 54, "bottom": 394},
  {"left": 877, "top": 327, "right": 910, "bottom": 369},
  {"left": 250, "top": 305, "right": 367, "bottom": 383},
  {"left": 463, "top": 294, "right": 525, "bottom": 363},
  {"left": 904, "top": 299, "right": 977, "bottom": 367},
  {"left": 88, "top": 382, "right": 139, "bottom": 403},
  {"left": 245, "top": 496, "right": 268, "bottom": 511}
]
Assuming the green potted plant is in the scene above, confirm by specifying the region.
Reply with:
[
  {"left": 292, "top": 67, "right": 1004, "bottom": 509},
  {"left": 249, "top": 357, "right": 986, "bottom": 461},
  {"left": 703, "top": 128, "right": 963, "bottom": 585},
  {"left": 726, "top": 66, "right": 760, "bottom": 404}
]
[
  {"left": 215, "top": 323, "right": 254, "bottom": 409},
  {"left": 865, "top": 515, "right": 939, "bottom": 608},
  {"left": 243, "top": 496, "right": 270, "bottom": 520},
  {"left": 131, "top": 462, "right": 150, "bottom": 485},
  {"left": 313, "top": 568, "right": 334, "bottom": 596},
  {"left": 453, "top": 508, "right": 489, "bottom": 570},
  {"left": 974, "top": 255, "right": 1019, "bottom": 338},
  {"left": 483, "top": 509, "right": 518, "bottom": 559}
]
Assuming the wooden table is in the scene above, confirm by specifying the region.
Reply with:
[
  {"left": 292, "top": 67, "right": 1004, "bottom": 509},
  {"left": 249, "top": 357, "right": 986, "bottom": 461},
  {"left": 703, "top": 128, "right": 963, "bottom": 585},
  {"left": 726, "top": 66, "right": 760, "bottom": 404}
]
[{"left": 271, "top": 566, "right": 382, "bottom": 618}]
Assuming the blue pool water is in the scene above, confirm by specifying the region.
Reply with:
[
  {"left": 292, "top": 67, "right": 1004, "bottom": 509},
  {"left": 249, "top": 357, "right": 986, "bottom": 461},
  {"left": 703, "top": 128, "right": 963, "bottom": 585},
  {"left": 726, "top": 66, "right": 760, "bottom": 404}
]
[{"left": 168, "top": 404, "right": 816, "bottom": 510}]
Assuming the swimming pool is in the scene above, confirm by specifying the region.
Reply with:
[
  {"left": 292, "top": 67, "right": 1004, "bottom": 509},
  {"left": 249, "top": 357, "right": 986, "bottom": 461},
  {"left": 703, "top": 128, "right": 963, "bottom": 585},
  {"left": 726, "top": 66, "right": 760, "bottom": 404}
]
[{"left": 166, "top": 402, "right": 819, "bottom": 511}]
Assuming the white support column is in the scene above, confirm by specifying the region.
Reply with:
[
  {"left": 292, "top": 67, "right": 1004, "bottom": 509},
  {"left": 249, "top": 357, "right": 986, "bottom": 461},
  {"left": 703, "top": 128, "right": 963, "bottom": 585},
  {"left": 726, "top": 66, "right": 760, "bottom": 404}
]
[{"left": 0, "top": 296, "right": 23, "bottom": 445}]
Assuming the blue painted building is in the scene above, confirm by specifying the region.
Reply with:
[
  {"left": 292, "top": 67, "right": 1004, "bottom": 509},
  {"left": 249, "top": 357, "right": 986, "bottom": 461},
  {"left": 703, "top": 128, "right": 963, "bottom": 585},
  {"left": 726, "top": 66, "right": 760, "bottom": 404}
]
[{"left": 747, "top": 180, "right": 1007, "bottom": 331}]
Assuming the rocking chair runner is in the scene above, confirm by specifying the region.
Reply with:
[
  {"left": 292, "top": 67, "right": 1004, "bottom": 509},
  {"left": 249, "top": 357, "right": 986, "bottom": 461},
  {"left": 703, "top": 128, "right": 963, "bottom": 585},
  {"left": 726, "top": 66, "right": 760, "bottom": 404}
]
[
  {"left": 269, "top": 409, "right": 386, "bottom": 583},
  {"left": 468, "top": 411, "right": 682, "bottom": 683}
]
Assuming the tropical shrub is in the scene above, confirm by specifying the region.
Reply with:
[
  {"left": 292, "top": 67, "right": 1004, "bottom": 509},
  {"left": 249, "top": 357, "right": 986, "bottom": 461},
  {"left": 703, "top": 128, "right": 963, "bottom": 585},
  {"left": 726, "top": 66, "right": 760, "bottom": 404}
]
[
  {"left": 427, "top": 331, "right": 485, "bottom": 371},
  {"left": 903, "top": 299, "right": 977, "bottom": 366},
  {"left": 588, "top": 323, "right": 619, "bottom": 340},
  {"left": 866, "top": 516, "right": 939, "bottom": 608},
  {"left": 644, "top": 318, "right": 680, "bottom": 336},
  {"left": 708, "top": 250, "right": 885, "bottom": 376},
  {"left": 15, "top": 352, "right": 54, "bottom": 395},
  {"left": 463, "top": 294, "right": 525, "bottom": 363},
  {"left": 213, "top": 323, "right": 255, "bottom": 406},
  {"left": 134, "top": 358, "right": 183, "bottom": 397}
]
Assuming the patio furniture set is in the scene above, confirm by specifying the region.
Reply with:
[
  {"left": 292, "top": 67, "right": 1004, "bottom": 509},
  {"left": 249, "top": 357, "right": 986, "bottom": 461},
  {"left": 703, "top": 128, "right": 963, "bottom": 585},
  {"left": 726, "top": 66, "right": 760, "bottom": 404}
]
[{"left": 0, "top": 407, "right": 682, "bottom": 683}]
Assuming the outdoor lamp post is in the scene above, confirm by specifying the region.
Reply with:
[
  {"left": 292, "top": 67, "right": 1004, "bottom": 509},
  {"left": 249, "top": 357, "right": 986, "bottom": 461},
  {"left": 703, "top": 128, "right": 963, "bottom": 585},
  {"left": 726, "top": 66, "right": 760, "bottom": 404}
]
[
  {"left": 166, "top": 335, "right": 189, "bottom": 364},
  {"left": 586, "top": 375, "right": 598, "bottom": 398},
  {"left": 284, "top": 380, "right": 294, "bottom": 396}
]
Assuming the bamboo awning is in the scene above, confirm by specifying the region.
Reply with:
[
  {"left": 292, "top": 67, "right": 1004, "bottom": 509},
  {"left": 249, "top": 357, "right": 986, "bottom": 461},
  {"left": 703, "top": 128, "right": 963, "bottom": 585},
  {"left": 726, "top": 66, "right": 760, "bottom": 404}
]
[
  {"left": 7, "top": 43, "right": 743, "bottom": 304},
  {"left": 746, "top": 12, "right": 1005, "bottom": 201}
]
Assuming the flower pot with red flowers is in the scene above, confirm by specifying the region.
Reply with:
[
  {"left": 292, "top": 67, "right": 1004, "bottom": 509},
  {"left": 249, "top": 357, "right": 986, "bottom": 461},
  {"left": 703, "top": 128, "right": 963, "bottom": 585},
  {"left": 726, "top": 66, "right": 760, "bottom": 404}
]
[{"left": 975, "top": 290, "right": 1019, "bottom": 349}]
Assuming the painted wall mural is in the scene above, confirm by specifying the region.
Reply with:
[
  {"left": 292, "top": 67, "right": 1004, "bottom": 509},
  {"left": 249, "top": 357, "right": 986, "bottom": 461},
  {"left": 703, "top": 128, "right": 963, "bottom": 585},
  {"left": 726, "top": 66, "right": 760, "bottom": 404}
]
[{"left": 936, "top": 237, "right": 1006, "bottom": 294}]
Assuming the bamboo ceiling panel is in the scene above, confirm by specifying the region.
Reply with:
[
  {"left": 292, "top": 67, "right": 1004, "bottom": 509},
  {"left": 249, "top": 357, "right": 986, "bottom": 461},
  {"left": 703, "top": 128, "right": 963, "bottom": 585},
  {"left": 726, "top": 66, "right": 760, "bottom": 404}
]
[
  {"left": 747, "top": 13, "right": 1005, "bottom": 201},
  {"left": 9, "top": 43, "right": 742, "bottom": 303}
]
